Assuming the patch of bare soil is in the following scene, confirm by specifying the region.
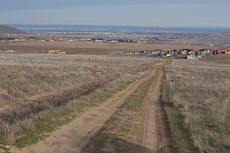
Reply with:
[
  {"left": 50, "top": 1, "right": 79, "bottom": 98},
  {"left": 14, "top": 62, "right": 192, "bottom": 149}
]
[{"left": 82, "top": 69, "right": 175, "bottom": 153}]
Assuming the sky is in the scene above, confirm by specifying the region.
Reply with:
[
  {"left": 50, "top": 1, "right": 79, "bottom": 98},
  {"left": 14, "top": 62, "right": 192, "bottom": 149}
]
[{"left": 1, "top": 0, "right": 230, "bottom": 27}]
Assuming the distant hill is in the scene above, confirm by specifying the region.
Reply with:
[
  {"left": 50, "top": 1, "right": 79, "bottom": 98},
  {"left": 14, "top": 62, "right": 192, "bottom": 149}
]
[
  {"left": 10, "top": 24, "right": 230, "bottom": 34},
  {"left": 0, "top": 25, "right": 27, "bottom": 34}
]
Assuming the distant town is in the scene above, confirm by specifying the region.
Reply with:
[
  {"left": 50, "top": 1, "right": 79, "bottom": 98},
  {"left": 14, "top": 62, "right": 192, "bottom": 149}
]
[
  {"left": 1, "top": 25, "right": 230, "bottom": 60},
  {"left": 1, "top": 25, "right": 230, "bottom": 48}
]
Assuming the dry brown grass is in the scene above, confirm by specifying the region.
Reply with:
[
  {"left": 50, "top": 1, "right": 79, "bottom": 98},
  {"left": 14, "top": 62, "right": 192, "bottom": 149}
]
[
  {"left": 0, "top": 41, "right": 217, "bottom": 54},
  {"left": 166, "top": 59, "right": 230, "bottom": 153},
  {"left": 0, "top": 53, "right": 163, "bottom": 145}
]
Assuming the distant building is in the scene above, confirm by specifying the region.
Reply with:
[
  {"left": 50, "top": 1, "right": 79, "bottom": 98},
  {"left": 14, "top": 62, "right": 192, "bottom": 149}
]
[
  {"left": 110, "top": 40, "right": 119, "bottom": 43},
  {"left": 48, "top": 49, "right": 65, "bottom": 54},
  {"left": 212, "top": 50, "right": 219, "bottom": 55},
  {"left": 187, "top": 55, "right": 197, "bottom": 60},
  {"left": 171, "top": 49, "right": 178, "bottom": 55},
  {"left": 166, "top": 51, "right": 172, "bottom": 57},
  {"left": 218, "top": 48, "right": 230, "bottom": 54},
  {"left": 187, "top": 55, "right": 201, "bottom": 60},
  {"left": 95, "top": 40, "right": 103, "bottom": 42},
  {"left": 199, "top": 49, "right": 212, "bottom": 55},
  {"left": 187, "top": 50, "right": 196, "bottom": 56},
  {"left": 179, "top": 49, "right": 192, "bottom": 55}
]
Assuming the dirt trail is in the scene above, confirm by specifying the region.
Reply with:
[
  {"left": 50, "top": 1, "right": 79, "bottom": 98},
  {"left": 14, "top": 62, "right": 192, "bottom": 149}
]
[
  {"left": 12, "top": 69, "right": 156, "bottom": 153},
  {"left": 127, "top": 71, "right": 174, "bottom": 153},
  {"left": 82, "top": 68, "right": 174, "bottom": 153}
]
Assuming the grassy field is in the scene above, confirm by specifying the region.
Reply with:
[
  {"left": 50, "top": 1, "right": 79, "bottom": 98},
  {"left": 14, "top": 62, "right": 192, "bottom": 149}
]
[
  {"left": 201, "top": 55, "right": 230, "bottom": 64},
  {"left": 164, "top": 59, "right": 230, "bottom": 153},
  {"left": 0, "top": 53, "right": 164, "bottom": 150}
]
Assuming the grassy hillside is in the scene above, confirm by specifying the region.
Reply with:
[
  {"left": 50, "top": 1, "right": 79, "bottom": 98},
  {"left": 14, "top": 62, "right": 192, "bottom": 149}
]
[{"left": 0, "top": 25, "right": 27, "bottom": 34}]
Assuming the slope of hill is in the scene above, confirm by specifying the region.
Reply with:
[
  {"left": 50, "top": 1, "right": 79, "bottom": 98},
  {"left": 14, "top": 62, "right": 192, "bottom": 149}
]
[{"left": 0, "top": 25, "right": 27, "bottom": 34}]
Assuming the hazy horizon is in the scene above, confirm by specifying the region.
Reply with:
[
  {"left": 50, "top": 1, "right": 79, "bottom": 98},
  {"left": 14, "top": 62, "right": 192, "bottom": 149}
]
[
  {"left": 7, "top": 24, "right": 230, "bottom": 34},
  {"left": 6, "top": 24, "right": 230, "bottom": 28}
]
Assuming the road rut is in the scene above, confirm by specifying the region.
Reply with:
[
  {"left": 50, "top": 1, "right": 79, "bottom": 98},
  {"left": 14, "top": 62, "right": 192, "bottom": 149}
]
[{"left": 127, "top": 71, "right": 174, "bottom": 153}]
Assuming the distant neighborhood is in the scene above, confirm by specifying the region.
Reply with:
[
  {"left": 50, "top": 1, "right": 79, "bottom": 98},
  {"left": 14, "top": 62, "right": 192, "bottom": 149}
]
[
  {"left": 1, "top": 25, "right": 230, "bottom": 60},
  {"left": 1, "top": 25, "right": 230, "bottom": 48},
  {"left": 124, "top": 48, "right": 230, "bottom": 60}
]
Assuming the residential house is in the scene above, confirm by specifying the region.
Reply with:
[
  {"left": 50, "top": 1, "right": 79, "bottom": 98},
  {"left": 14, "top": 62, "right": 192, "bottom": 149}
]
[
  {"left": 179, "top": 49, "right": 192, "bottom": 55},
  {"left": 212, "top": 50, "right": 219, "bottom": 55},
  {"left": 171, "top": 49, "right": 178, "bottom": 55},
  {"left": 166, "top": 51, "right": 172, "bottom": 57},
  {"left": 187, "top": 50, "right": 196, "bottom": 56},
  {"left": 218, "top": 48, "right": 230, "bottom": 54},
  {"left": 199, "top": 49, "right": 212, "bottom": 55}
]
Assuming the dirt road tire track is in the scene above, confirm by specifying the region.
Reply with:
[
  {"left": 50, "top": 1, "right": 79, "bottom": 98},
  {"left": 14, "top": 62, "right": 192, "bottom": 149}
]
[{"left": 124, "top": 70, "right": 174, "bottom": 153}]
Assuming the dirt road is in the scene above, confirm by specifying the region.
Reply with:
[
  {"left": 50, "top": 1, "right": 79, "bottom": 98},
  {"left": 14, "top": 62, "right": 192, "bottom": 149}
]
[
  {"left": 82, "top": 68, "right": 174, "bottom": 153},
  {"left": 126, "top": 71, "right": 174, "bottom": 153},
  {"left": 13, "top": 66, "right": 173, "bottom": 153}
]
